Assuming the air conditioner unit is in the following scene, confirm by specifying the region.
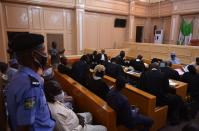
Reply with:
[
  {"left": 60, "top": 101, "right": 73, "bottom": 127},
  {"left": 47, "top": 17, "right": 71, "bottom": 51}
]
[{"left": 154, "top": 29, "right": 163, "bottom": 44}]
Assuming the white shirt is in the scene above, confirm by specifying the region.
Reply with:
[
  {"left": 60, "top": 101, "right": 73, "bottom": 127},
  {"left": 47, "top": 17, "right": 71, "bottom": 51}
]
[
  {"left": 101, "top": 54, "right": 105, "bottom": 61},
  {"left": 48, "top": 101, "right": 82, "bottom": 131},
  {"left": 48, "top": 101, "right": 107, "bottom": 131}
]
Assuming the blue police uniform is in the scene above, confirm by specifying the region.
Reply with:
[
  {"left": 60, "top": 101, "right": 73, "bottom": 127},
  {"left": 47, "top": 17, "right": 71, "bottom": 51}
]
[{"left": 6, "top": 66, "right": 55, "bottom": 131}]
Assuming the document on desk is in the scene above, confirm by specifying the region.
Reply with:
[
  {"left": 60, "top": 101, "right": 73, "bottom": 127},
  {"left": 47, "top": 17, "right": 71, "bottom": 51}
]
[
  {"left": 169, "top": 80, "right": 178, "bottom": 87},
  {"left": 174, "top": 69, "right": 184, "bottom": 76},
  {"left": 126, "top": 70, "right": 141, "bottom": 75}
]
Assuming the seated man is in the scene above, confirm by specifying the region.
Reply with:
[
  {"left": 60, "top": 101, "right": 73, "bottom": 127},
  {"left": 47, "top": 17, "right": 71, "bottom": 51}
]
[
  {"left": 129, "top": 55, "right": 146, "bottom": 72},
  {"left": 112, "top": 50, "right": 127, "bottom": 66},
  {"left": 71, "top": 55, "right": 90, "bottom": 86},
  {"left": 160, "top": 61, "right": 180, "bottom": 80},
  {"left": 138, "top": 63, "right": 183, "bottom": 125},
  {"left": 58, "top": 56, "right": 72, "bottom": 76},
  {"left": 97, "top": 49, "right": 108, "bottom": 64},
  {"left": 104, "top": 60, "right": 125, "bottom": 79},
  {"left": 151, "top": 58, "right": 162, "bottom": 64},
  {"left": 191, "top": 57, "right": 199, "bottom": 73},
  {"left": 181, "top": 65, "right": 199, "bottom": 104},
  {"left": 107, "top": 77, "right": 154, "bottom": 130},
  {"left": 170, "top": 52, "right": 180, "bottom": 64},
  {"left": 89, "top": 50, "right": 98, "bottom": 69},
  {"left": 87, "top": 64, "right": 110, "bottom": 100},
  {"left": 44, "top": 80, "right": 107, "bottom": 131}
]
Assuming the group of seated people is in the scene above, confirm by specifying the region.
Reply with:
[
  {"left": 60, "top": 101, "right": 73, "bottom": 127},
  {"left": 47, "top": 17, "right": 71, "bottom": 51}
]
[
  {"left": 2, "top": 32, "right": 199, "bottom": 131},
  {"left": 56, "top": 51, "right": 154, "bottom": 130},
  {"left": 56, "top": 49, "right": 199, "bottom": 128},
  {"left": 1, "top": 40, "right": 199, "bottom": 131}
]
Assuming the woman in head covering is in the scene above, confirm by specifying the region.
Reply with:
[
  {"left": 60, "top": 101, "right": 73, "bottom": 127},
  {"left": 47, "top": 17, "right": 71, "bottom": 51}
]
[{"left": 87, "top": 64, "right": 110, "bottom": 100}]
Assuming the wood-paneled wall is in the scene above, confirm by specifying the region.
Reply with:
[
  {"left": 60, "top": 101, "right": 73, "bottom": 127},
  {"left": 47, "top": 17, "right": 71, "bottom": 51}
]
[
  {"left": 2, "top": 0, "right": 75, "bottom": 8},
  {"left": 2, "top": 3, "right": 75, "bottom": 57},
  {"left": 84, "top": 12, "right": 127, "bottom": 49},
  {"left": 150, "top": 1, "right": 172, "bottom": 17},
  {"left": 173, "top": 0, "right": 199, "bottom": 15},
  {"left": 85, "top": 0, "right": 129, "bottom": 15}
]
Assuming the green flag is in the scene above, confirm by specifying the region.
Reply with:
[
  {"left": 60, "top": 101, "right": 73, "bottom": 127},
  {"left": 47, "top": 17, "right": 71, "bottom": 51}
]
[{"left": 178, "top": 18, "right": 193, "bottom": 45}]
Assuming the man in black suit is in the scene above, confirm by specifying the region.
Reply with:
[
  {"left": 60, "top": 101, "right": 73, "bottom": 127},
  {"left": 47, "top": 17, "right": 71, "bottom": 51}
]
[
  {"left": 71, "top": 55, "right": 90, "bottom": 86},
  {"left": 89, "top": 50, "right": 98, "bottom": 69},
  {"left": 107, "top": 77, "right": 154, "bottom": 130},
  {"left": 182, "top": 65, "right": 199, "bottom": 103},
  {"left": 160, "top": 61, "right": 180, "bottom": 80},
  {"left": 97, "top": 49, "right": 108, "bottom": 64},
  {"left": 104, "top": 61, "right": 125, "bottom": 79},
  {"left": 87, "top": 64, "right": 110, "bottom": 100},
  {"left": 113, "top": 50, "right": 126, "bottom": 66},
  {"left": 129, "top": 55, "right": 146, "bottom": 72},
  {"left": 138, "top": 63, "right": 183, "bottom": 125}
]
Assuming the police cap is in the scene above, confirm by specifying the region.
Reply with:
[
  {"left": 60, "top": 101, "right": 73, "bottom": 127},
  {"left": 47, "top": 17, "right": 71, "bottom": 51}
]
[{"left": 11, "top": 33, "right": 44, "bottom": 52}]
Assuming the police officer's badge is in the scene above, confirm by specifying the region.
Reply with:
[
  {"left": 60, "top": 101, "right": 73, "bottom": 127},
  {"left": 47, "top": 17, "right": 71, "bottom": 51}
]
[{"left": 24, "top": 97, "right": 36, "bottom": 109}]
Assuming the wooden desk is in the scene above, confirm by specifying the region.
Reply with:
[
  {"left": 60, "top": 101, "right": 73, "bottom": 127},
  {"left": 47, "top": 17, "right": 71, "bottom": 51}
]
[{"left": 125, "top": 69, "right": 188, "bottom": 100}]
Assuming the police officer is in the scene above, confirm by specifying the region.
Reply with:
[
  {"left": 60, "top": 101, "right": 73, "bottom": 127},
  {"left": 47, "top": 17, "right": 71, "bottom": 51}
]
[{"left": 6, "top": 33, "right": 55, "bottom": 131}]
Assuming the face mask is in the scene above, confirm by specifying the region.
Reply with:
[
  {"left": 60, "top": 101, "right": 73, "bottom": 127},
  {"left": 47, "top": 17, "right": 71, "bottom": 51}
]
[
  {"left": 95, "top": 71, "right": 104, "bottom": 78},
  {"left": 54, "top": 91, "right": 65, "bottom": 102},
  {"left": 33, "top": 50, "right": 48, "bottom": 69},
  {"left": 42, "top": 67, "right": 54, "bottom": 80},
  {"left": 1, "top": 74, "right": 8, "bottom": 81}
]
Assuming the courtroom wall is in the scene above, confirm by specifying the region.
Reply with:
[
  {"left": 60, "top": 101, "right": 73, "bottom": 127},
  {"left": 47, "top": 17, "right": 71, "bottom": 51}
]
[
  {"left": 0, "top": 2, "right": 7, "bottom": 62},
  {"left": 1, "top": 3, "right": 76, "bottom": 55},
  {"left": 84, "top": 12, "right": 128, "bottom": 49}
]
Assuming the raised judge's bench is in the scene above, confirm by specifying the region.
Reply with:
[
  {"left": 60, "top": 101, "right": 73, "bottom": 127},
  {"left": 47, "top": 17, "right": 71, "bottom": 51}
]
[{"left": 125, "top": 42, "right": 199, "bottom": 64}]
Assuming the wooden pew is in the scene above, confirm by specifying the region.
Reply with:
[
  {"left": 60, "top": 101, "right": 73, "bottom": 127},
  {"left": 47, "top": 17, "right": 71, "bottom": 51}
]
[
  {"left": 65, "top": 55, "right": 82, "bottom": 65},
  {"left": 54, "top": 71, "right": 134, "bottom": 131},
  {"left": 103, "top": 75, "right": 168, "bottom": 131}
]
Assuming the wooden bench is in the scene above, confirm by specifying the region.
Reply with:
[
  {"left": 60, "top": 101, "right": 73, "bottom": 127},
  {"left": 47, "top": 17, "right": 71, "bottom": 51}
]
[
  {"left": 54, "top": 71, "right": 134, "bottom": 131},
  {"left": 65, "top": 55, "right": 82, "bottom": 65},
  {"left": 103, "top": 75, "right": 168, "bottom": 131}
]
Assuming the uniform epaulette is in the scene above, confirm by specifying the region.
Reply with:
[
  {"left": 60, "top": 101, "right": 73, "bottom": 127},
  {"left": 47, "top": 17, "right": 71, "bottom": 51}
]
[{"left": 28, "top": 75, "right": 40, "bottom": 87}]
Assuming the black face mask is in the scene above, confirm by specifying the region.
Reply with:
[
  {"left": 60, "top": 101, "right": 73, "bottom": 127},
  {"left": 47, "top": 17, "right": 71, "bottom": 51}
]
[
  {"left": 33, "top": 50, "right": 48, "bottom": 69},
  {"left": 95, "top": 71, "right": 105, "bottom": 78}
]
